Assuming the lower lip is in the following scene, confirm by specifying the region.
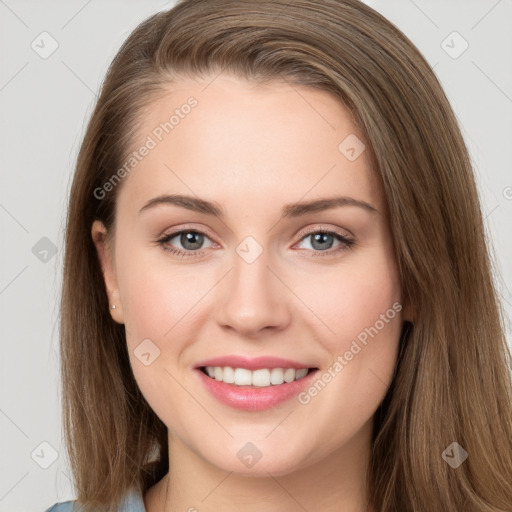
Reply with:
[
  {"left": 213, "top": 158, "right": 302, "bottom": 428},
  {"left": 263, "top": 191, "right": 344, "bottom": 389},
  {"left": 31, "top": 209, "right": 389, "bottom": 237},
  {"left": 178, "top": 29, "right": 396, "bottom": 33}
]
[{"left": 195, "top": 368, "right": 319, "bottom": 411}]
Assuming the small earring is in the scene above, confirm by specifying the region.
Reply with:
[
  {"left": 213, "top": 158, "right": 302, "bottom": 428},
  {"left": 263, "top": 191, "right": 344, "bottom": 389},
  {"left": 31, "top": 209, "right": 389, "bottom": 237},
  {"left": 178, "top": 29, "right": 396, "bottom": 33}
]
[{"left": 111, "top": 304, "right": 116, "bottom": 310}]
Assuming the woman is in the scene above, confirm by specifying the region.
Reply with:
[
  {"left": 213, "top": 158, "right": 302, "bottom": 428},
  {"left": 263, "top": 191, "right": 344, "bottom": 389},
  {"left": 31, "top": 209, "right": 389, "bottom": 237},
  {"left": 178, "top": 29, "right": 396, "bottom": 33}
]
[{"left": 45, "top": 0, "right": 512, "bottom": 511}]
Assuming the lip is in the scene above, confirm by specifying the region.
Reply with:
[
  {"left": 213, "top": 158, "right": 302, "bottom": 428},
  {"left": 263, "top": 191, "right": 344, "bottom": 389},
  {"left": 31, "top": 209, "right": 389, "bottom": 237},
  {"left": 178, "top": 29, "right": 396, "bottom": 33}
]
[
  {"left": 194, "top": 355, "right": 314, "bottom": 371},
  {"left": 195, "top": 367, "right": 319, "bottom": 411}
]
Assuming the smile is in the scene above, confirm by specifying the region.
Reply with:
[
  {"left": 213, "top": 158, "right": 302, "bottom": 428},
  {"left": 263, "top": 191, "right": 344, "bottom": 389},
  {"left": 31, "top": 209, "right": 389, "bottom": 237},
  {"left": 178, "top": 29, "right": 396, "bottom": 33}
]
[
  {"left": 195, "top": 366, "right": 319, "bottom": 411},
  {"left": 201, "top": 366, "right": 312, "bottom": 387}
]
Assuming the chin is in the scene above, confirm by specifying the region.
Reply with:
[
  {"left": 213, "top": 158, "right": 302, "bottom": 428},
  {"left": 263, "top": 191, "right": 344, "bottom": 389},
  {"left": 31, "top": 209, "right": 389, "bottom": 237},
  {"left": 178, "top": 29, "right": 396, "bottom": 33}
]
[{"left": 202, "top": 442, "right": 310, "bottom": 477}]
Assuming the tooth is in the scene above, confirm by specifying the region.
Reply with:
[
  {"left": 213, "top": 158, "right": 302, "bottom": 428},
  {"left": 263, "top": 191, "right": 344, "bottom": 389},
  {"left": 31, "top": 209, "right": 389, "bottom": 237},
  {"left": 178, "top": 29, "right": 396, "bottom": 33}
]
[
  {"left": 270, "top": 368, "right": 285, "bottom": 385},
  {"left": 203, "top": 366, "right": 310, "bottom": 386},
  {"left": 223, "top": 366, "right": 235, "bottom": 384},
  {"left": 252, "top": 369, "right": 271, "bottom": 387},
  {"left": 234, "top": 368, "right": 252, "bottom": 386},
  {"left": 295, "top": 368, "right": 308, "bottom": 379},
  {"left": 283, "top": 368, "right": 296, "bottom": 383}
]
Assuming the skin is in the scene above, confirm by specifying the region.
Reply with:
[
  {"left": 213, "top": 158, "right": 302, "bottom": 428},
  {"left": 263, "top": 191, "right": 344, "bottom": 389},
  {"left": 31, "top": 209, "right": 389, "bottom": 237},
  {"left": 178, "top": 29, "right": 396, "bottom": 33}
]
[{"left": 92, "top": 74, "right": 411, "bottom": 512}]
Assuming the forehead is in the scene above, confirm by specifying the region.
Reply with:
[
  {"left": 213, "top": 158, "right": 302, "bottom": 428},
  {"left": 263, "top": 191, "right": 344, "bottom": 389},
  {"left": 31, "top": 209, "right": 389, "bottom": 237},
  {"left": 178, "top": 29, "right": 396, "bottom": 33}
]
[{"left": 115, "top": 74, "right": 383, "bottom": 219}]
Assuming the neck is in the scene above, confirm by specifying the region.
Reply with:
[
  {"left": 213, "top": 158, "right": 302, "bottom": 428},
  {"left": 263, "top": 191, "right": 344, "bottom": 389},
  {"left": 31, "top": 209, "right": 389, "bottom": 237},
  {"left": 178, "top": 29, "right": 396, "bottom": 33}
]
[{"left": 145, "top": 421, "right": 375, "bottom": 512}]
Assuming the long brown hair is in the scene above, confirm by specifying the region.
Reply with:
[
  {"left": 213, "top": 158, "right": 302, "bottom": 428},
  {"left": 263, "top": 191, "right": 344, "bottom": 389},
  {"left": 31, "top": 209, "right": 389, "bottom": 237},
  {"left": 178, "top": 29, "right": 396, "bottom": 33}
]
[{"left": 60, "top": 1, "right": 512, "bottom": 510}]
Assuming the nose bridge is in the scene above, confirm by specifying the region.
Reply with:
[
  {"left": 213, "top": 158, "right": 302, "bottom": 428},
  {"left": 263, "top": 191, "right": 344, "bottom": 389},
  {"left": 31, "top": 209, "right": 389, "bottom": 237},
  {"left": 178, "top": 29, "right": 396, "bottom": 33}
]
[{"left": 215, "top": 235, "right": 290, "bottom": 334}]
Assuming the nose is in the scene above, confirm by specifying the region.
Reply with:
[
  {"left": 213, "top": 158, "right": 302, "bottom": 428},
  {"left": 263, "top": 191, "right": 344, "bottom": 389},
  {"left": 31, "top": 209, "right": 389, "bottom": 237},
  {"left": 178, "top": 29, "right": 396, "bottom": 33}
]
[{"left": 214, "top": 248, "right": 292, "bottom": 337}]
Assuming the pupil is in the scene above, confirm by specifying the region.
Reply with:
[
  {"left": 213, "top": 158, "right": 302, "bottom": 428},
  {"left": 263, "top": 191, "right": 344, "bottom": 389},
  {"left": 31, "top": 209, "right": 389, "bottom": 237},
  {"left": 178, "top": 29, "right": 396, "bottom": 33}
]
[
  {"left": 181, "top": 232, "right": 203, "bottom": 250},
  {"left": 312, "top": 233, "right": 333, "bottom": 250}
]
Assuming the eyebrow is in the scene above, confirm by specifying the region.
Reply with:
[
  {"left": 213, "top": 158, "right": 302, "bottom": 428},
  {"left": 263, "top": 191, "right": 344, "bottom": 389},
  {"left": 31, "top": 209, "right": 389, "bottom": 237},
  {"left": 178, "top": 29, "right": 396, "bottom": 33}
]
[{"left": 138, "top": 193, "right": 378, "bottom": 218}]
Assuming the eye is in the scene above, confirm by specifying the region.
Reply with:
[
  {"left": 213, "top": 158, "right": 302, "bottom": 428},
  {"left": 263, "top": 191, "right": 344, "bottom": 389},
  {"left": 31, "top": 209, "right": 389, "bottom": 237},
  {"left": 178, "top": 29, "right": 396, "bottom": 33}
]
[
  {"left": 157, "top": 229, "right": 215, "bottom": 258},
  {"left": 157, "top": 227, "right": 355, "bottom": 259},
  {"left": 294, "top": 228, "right": 354, "bottom": 257}
]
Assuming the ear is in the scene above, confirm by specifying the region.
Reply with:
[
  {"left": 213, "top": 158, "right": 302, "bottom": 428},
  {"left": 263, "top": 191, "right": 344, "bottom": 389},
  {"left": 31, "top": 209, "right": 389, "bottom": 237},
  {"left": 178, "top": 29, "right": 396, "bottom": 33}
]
[{"left": 91, "top": 220, "right": 124, "bottom": 324}]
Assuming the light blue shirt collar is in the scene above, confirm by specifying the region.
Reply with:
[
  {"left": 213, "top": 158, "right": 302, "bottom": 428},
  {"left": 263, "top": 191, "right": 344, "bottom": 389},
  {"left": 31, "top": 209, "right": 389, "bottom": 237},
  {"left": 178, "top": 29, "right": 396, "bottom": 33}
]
[{"left": 119, "top": 486, "right": 146, "bottom": 511}]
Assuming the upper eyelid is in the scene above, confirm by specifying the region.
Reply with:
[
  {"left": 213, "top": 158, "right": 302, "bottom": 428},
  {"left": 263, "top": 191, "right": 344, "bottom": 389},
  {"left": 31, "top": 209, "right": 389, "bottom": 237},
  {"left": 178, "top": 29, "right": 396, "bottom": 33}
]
[
  {"left": 299, "top": 225, "right": 353, "bottom": 239},
  {"left": 159, "top": 225, "right": 353, "bottom": 246},
  {"left": 159, "top": 225, "right": 217, "bottom": 243}
]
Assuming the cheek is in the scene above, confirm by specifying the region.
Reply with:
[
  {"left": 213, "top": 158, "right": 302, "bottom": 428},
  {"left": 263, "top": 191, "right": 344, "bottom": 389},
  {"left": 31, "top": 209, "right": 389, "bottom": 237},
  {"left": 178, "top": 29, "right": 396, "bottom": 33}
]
[
  {"left": 115, "top": 244, "right": 204, "bottom": 344},
  {"left": 115, "top": 248, "right": 206, "bottom": 428},
  {"left": 297, "top": 253, "right": 402, "bottom": 350},
  {"left": 294, "top": 250, "right": 402, "bottom": 417}
]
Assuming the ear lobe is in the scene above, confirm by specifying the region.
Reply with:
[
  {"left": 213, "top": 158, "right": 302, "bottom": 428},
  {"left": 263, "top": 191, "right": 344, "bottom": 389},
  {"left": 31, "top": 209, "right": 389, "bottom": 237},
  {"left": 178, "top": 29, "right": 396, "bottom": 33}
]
[{"left": 91, "top": 220, "right": 124, "bottom": 324}]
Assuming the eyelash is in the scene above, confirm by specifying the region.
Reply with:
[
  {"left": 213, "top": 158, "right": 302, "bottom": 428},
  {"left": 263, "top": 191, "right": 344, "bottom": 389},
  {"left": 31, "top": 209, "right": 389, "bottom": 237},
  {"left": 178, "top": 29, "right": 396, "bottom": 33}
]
[{"left": 156, "top": 226, "right": 355, "bottom": 259}]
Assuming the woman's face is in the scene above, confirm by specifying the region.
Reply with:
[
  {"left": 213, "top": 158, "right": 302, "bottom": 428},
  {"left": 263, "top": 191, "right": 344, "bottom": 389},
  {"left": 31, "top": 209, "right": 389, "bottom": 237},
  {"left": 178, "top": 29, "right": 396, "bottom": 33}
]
[{"left": 93, "top": 74, "right": 405, "bottom": 476}]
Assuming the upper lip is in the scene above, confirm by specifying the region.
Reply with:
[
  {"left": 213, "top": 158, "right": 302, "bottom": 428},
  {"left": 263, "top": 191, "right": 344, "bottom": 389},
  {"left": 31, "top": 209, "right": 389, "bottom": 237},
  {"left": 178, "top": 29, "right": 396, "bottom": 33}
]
[{"left": 195, "top": 355, "right": 317, "bottom": 371}]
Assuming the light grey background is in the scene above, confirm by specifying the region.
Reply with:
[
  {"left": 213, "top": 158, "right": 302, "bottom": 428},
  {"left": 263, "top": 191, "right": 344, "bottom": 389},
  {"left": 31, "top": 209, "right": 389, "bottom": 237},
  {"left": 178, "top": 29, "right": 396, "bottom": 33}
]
[{"left": 0, "top": 1, "right": 510, "bottom": 511}]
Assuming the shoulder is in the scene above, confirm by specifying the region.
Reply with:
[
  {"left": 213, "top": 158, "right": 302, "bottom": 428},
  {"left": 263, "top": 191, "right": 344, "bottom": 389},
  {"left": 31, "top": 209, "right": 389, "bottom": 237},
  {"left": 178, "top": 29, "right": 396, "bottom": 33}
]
[
  {"left": 44, "top": 501, "right": 75, "bottom": 512},
  {"left": 44, "top": 486, "right": 146, "bottom": 512}
]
